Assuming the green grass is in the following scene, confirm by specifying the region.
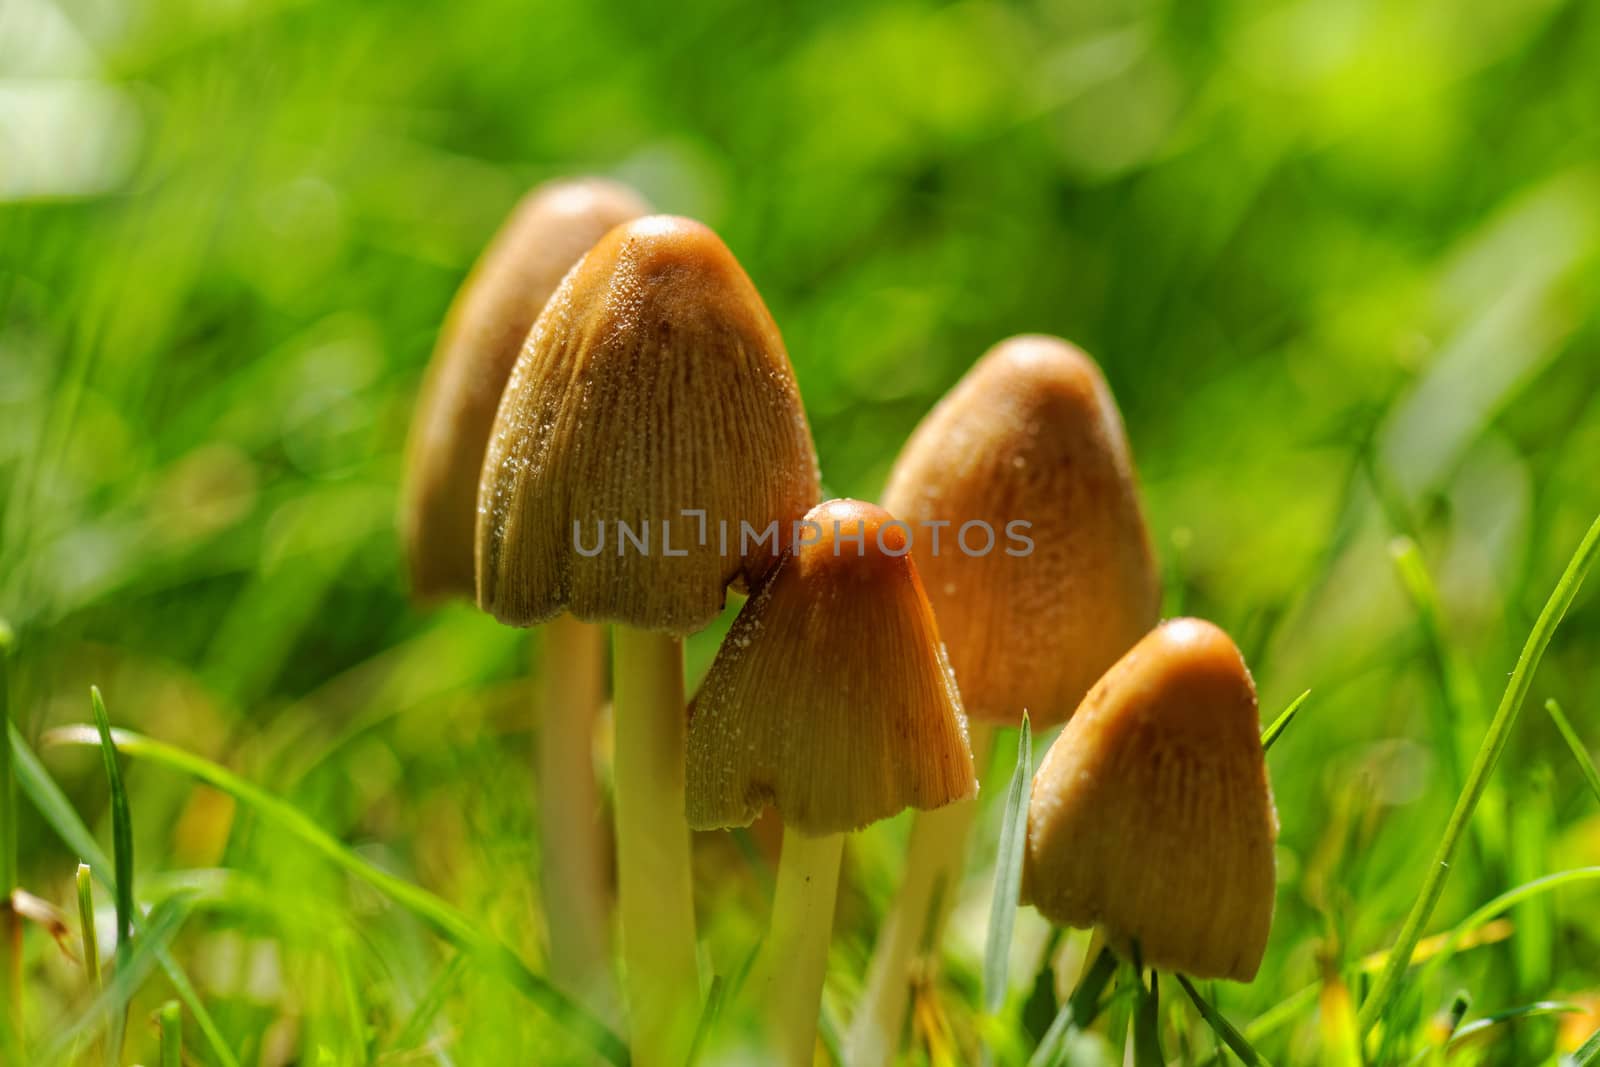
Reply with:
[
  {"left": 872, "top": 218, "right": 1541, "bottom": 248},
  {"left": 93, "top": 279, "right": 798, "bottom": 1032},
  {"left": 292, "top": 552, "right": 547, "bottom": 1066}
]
[
  {"left": 1360, "top": 512, "right": 1600, "bottom": 1033},
  {"left": 984, "top": 712, "right": 1032, "bottom": 1017},
  {"left": 38, "top": 723, "right": 627, "bottom": 1064},
  {"left": 4, "top": 0, "right": 1600, "bottom": 1062},
  {"left": 1548, "top": 700, "right": 1600, "bottom": 807}
]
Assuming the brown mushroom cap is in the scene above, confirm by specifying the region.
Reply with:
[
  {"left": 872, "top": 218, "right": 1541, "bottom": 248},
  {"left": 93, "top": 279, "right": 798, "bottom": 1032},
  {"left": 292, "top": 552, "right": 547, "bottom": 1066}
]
[
  {"left": 402, "top": 178, "right": 650, "bottom": 601},
  {"left": 686, "top": 499, "right": 977, "bottom": 836},
  {"left": 882, "top": 335, "right": 1159, "bottom": 726},
  {"left": 1023, "top": 618, "right": 1278, "bottom": 981},
  {"left": 476, "top": 215, "right": 821, "bottom": 633}
]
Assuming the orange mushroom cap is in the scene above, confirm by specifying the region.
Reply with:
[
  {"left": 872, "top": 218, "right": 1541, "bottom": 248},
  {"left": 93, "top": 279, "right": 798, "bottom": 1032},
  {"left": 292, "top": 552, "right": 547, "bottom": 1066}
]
[
  {"left": 476, "top": 216, "right": 820, "bottom": 633},
  {"left": 686, "top": 499, "right": 977, "bottom": 835},
  {"left": 1024, "top": 618, "right": 1278, "bottom": 981},
  {"left": 883, "top": 335, "right": 1159, "bottom": 726}
]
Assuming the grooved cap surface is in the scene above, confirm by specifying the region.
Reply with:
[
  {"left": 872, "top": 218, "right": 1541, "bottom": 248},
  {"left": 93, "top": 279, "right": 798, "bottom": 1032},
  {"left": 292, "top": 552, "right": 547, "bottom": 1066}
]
[
  {"left": 1023, "top": 618, "right": 1278, "bottom": 981},
  {"left": 883, "top": 335, "right": 1159, "bottom": 726},
  {"left": 476, "top": 215, "right": 821, "bottom": 632},
  {"left": 687, "top": 499, "right": 977, "bottom": 835},
  {"left": 403, "top": 178, "right": 649, "bottom": 601}
]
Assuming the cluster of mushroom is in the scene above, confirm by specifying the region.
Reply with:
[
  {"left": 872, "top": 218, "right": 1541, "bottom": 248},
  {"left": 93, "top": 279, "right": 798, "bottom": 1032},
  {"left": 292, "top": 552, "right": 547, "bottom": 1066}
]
[{"left": 402, "top": 177, "right": 1279, "bottom": 1066}]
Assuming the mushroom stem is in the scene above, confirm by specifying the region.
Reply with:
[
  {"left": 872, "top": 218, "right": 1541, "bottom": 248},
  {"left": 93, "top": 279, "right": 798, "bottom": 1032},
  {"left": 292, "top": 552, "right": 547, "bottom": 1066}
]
[
  {"left": 536, "top": 616, "right": 611, "bottom": 1008},
  {"left": 846, "top": 723, "right": 995, "bottom": 1066},
  {"left": 748, "top": 826, "right": 844, "bottom": 1067},
  {"left": 611, "top": 626, "right": 699, "bottom": 1066}
]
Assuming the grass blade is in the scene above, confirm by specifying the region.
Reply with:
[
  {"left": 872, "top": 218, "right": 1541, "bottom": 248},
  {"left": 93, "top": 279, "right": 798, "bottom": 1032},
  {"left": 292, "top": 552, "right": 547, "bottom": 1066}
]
[
  {"left": 1420, "top": 991, "right": 1471, "bottom": 1067},
  {"left": 1219, "top": 867, "right": 1600, "bottom": 1065},
  {"left": 9, "top": 726, "right": 106, "bottom": 869},
  {"left": 149, "top": 945, "right": 228, "bottom": 1066},
  {"left": 1027, "top": 1001, "right": 1077, "bottom": 1067},
  {"left": 89, "top": 687, "right": 132, "bottom": 1065},
  {"left": 1570, "top": 1023, "right": 1600, "bottom": 1066},
  {"left": 0, "top": 621, "right": 15, "bottom": 900},
  {"left": 1546, "top": 699, "right": 1600, "bottom": 806},
  {"left": 1132, "top": 967, "right": 1163, "bottom": 1067},
  {"left": 390, "top": 951, "right": 467, "bottom": 1057},
  {"left": 89, "top": 691, "right": 133, "bottom": 956},
  {"left": 1358, "top": 510, "right": 1600, "bottom": 1033},
  {"left": 76, "top": 863, "right": 99, "bottom": 988},
  {"left": 43, "top": 896, "right": 191, "bottom": 1063},
  {"left": 1389, "top": 538, "right": 1479, "bottom": 789},
  {"left": 819, "top": 997, "right": 845, "bottom": 1067},
  {"left": 43, "top": 723, "right": 629, "bottom": 1067},
  {"left": 1178, "top": 974, "right": 1271, "bottom": 1066},
  {"left": 1028, "top": 948, "right": 1118, "bottom": 1067},
  {"left": 686, "top": 973, "right": 727, "bottom": 1067},
  {"left": 12, "top": 722, "right": 246, "bottom": 1067},
  {"left": 1447, "top": 1001, "right": 1580, "bottom": 1047},
  {"left": 1070, "top": 946, "right": 1118, "bottom": 1029},
  {"left": 1261, "top": 690, "right": 1310, "bottom": 752},
  {"left": 1, "top": 620, "right": 19, "bottom": 1050},
  {"left": 1414, "top": 866, "right": 1600, "bottom": 995},
  {"left": 984, "top": 713, "right": 1032, "bottom": 1015},
  {"left": 158, "top": 1000, "right": 181, "bottom": 1067}
]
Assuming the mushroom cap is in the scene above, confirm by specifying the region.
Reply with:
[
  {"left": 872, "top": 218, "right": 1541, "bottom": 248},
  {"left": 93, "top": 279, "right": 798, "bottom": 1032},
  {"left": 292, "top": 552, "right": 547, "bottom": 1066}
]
[
  {"left": 1023, "top": 618, "right": 1278, "bottom": 981},
  {"left": 402, "top": 178, "right": 650, "bottom": 601},
  {"left": 882, "top": 335, "right": 1159, "bottom": 726},
  {"left": 476, "top": 215, "right": 821, "bottom": 633},
  {"left": 686, "top": 499, "right": 977, "bottom": 836}
]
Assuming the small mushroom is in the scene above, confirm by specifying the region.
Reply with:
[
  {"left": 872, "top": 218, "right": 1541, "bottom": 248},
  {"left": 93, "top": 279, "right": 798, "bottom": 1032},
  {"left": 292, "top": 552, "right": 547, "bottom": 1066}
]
[
  {"left": 477, "top": 215, "right": 820, "bottom": 1066},
  {"left": 853, "top": 334, "right": 1159, "bottom": 1065},
  {"left": 687, "top": 499, "right": 975, "bottom": 1065},
  {"left": 883, "top": 333, "right": 1159, "bottom": 726},
  {"left": 1024, "top": 618, "right": 1278, "bottom": 981},
  {"left": 399, "top": 177, "right": 647, "bottom": 1004}
]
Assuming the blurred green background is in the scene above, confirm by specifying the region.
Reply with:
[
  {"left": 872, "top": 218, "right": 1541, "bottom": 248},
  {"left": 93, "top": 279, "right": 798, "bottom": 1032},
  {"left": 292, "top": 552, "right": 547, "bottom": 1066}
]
[{"left": 3, "top": 0, "right": 1600, "bottom": 1062}]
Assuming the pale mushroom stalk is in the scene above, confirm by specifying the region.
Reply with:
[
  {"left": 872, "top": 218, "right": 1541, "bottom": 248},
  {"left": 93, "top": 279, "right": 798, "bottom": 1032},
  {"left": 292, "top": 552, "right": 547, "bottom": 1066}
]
[
  {"left": 610, "top": 628, "right": 698, "bottom": 1063},
  {"left": 535, "top": 615, "right": 611, "bottom": 1002},
  {"left": 847, "top": 724, "right": 993, "bottom": 1066},
  {"left": 744, "top": 828, "right": 845, "bottom": 1066}
]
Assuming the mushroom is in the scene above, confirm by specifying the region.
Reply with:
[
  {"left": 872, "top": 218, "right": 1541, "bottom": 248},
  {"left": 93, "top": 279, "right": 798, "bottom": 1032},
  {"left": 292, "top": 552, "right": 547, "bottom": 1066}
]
[
  {"left": 477, "top": 216, "right": 820, "bottom": 1066},
  {"left": 404, "top": 178, "right": 649, "bottom": 600},
  {"left": 399, "top": 177, "right": 647, "bottom": 1001},
  {"left": 851, "top": 334, "right": 1159, "bottom": 1064},
  {"left": 1025, "top": 618, "right": 1278, "bottom": 981},
  {"left": 687, "top": 499, "right": 976, "bottom": 1066}
]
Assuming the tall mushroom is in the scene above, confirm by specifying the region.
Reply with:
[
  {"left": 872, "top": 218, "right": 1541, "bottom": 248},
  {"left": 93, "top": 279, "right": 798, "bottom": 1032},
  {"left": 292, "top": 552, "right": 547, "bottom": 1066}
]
[
  {"left": 400, "top": 177, "right": 647, "bottom": 999},
  {"left": 1025, "top": 617, "right": 1278, "bottom": 981},
  {"left": 851, "top": 334, "right": 1159, "bottom": 1064},
  {"left": 687, "top": 499, "right": 976, "bottom": 1066},
  {"left": 477, "top": 216, "right": 820, "bottom": 1066}
]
